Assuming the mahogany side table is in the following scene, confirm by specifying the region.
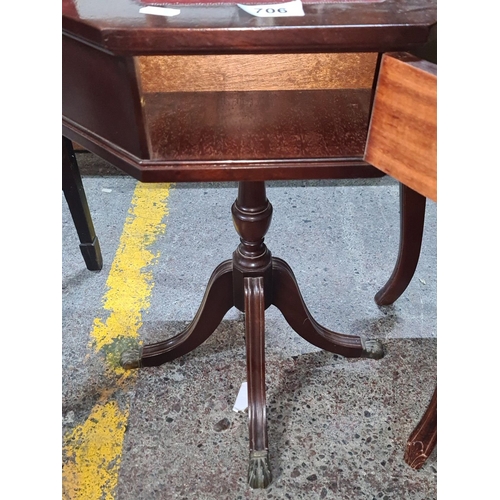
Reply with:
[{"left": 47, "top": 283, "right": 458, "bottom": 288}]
[{"left": 63, "top": 0, "right": 437, "bottom": 488}]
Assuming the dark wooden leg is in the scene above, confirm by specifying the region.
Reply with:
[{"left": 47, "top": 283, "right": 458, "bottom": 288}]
[
  {"left": 121, "top": 260, "right": 234, "bottom": 368},
  {"left": 405, "top": 387, "right": 437, "bottom": 469},
  {"left": 373, "top": 184, "right": 434, "bottom": 467},
  {"left": 231, "top": 181, "right": 383, "bottom": 489},
  {"left": 231, "top": 182, "right": 273, "bottom": 489},
  {"left": 121, "top": 180, "right": 385, "bottom": 488},
  {"left": 62, "top": 136, "right": 103, "bottom": 271},
  {"left": 272, "top": 257, "right": 384, "bottom": 359},
  {"left": 244, "top": 277, "right": 272, "bottom": 489},
  {"left": 375, "top": 183, "right": 426, "bottom": 305}
]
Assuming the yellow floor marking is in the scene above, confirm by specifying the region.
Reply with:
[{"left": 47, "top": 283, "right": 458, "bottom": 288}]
[
  {"left": 63, "top": 182, "right": 172, "bottom": 500},
  {"left": 90, "top": 182, "right": 172, "bottom": 375},
  {"left": 62, "top": 401, "right": 129, "bottom": 500}
]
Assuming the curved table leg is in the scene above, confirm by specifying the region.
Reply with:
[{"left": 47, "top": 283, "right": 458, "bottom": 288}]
[
  {"left": 272, "top": 257, "right": 384, "bottom": 360},
  {"left": 244, "top": 277, "right": 272, "bottom": 489},
  {"left": 121, "top": 260, "right": 234, "bottom": 368},
  {"left": 375, "top": 183, "right": 426, "bottom": 306},
  {"left": 62, "top": 136, "right": 103, "bottom": 271},
  {"left": 120, "top": 181, "right": 386, "bottom": 488},
  {"left": 404, "top": 387, "right": 437, "bottom": 469}
]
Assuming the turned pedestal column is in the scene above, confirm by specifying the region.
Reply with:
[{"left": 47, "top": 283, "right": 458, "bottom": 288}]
[{"left": 121, "top": 181, "right": 384, "bottom": 488}]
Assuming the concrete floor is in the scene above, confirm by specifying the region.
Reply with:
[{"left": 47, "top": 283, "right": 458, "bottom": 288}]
[{"left": 62, "top": 152, "right": 437, "bottom": 499}]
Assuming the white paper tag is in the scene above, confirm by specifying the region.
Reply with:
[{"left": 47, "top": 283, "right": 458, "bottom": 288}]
[
  {"left": 233, "top": 382, "right": 248, "bottom": 412},
  {"left": 139, "top": 6, "right": 181, "bottom": 17},
  {"left": 237, "top": 0, "right": 304, "bottom": 17}
]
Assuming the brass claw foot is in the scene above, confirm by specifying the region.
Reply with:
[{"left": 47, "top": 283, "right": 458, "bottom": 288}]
[
  {"left": 361, "top": 338, "right": 385, "bottom": 360},
  {"left": 120, "top": 346, "right": 143, "bottom": 369},
  {"left": 248, "top": 450, "right": 272, "bottom": 489}
]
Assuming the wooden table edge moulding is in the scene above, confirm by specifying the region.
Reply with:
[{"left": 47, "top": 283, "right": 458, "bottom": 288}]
[{"left": 62, "top": 0, "right": 437, "bottom": 489}]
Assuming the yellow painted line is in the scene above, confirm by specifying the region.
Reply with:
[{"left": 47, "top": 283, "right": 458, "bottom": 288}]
[
  {"left": 63, "top": 182, "right": 172, "bottom": 500},
  {"left": 62, "top": 401, "right": 129, "bottom": 500},
  {"left": 91, "top": 182, "right": 172, "bottom": 375}
]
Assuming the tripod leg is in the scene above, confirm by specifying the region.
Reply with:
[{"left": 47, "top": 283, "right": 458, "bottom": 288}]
[
  {"left": 121, "top": 260, "right": 234, "bottom": 368},
  {"left": 244, "top": 277, "right": 272, "bottom": 489},
  {"left": 272, "top": 258, "right": 384, "bottom": 359}
]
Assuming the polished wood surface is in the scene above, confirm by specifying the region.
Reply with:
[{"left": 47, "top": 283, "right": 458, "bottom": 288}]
[
  {"left": 367, "top": 51, "right": 437, "bottom": 470},
  {"left": 63, "top": 34, "right": 382, "bottom": 181},
  {"left": 144, "top": 89, "right": 372, "bottom": 160},
  {"left": 364, "top": 52, "right": 437, "bottom": 201},
  {"left": 62, "top": 35, "right": 149, "bottom": 160},
  {"left": 63, "top": 0, "right": 436, "bottom": 487},
  {"left": 63, "top": 0, "right": 436, "bottom": 55},
  {"left": 404, "top": 388, "right": 437, "bottom": 469},
  {"left": 128, "top": 261, "right": 234, "bottom": 368},
  {"left": 245, "top": 276, "right": 272, "bottom": 488},
  {"left": 137, "top": 53, "right": 377, "bottom": 92},
  {"left": 120, "top": 180, "right": 384, "bottom": 488},
  {"left": 374, "top": 184, "right": 426, "bottom": 306},
  {"left": 63, "top": 0, "right": 436, "bottom": 183}
]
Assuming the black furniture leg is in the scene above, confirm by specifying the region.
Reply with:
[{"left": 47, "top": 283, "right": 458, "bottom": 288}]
[{"left": 62, "top": 137, "right": 103, "bottom": 271}]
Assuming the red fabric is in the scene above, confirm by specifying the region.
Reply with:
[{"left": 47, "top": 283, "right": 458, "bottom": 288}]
[
  {"left": 140, "top": 0, "right": 384, "bottom": 5},
  {"left": 62, "top": 0, "right": 78, "bottom": 15}
]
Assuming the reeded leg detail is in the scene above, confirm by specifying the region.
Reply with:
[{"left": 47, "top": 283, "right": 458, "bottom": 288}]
[
  {"left": 272, "top": 258, "right": 384, "bottom": 359},
  {"left": 118, "top": 180, "right": 388, "bottom": 488},
  {"left": 244, "top": 277, "right": 272, "bottom": 489},
  {"left": 405, "top": 387, "right": 437, "bottom": 469},
  {"left": 375, "top": 183, "right": 426, "bottom": 306},
  {"left": 120, "top": 260, "right": 234, "bottom": 369}
]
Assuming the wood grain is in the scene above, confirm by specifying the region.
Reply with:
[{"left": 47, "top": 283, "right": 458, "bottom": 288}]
[
  {"left": 364, "top": 52, "right": 436, "bottom": 201},
  {"left": 62, "top": 35, "right": 150, "bottom": 159},
  {"left": 62, "top": 0, "right": 436, "bottom": 56},
  {"left": 143, "top": 89, "right": 372, "bottom": 161},
  {"left": 136, "top": 53, "right": 377, "bottom": 92}
]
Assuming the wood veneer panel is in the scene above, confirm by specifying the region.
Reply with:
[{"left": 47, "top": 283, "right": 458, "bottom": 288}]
[
  {"left": 62, "top": 35, "right": 149, "bottom": 159},
  {"left": 136, "top": 53, "right": 377, "bottom": 92},
  {"left": 365, "top": 52, "right": 436, "bottom": 201},
  {"left": 143, "top": 89, "right": 372, "bottom": 161}
]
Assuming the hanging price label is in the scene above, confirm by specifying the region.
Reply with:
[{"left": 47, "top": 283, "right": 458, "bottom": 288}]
[{"left": 237, "top": 0, "right": 305, "bottom": 17}]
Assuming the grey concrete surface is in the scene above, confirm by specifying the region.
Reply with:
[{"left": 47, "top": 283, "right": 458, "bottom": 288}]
[{"left": 63, "top": 152, "right": 437, "bottom": 499}]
